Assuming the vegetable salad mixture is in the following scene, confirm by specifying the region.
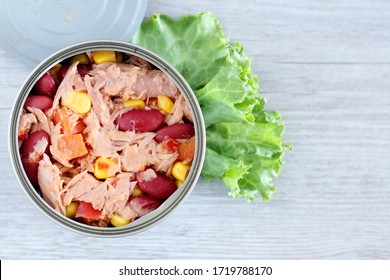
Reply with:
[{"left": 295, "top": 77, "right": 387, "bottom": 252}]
[
  {"left": 132, "top": 13, "right": 290, "bottom": 201},
  {"left": 18, "top": 51, "right": 195, "bottom": 227}
]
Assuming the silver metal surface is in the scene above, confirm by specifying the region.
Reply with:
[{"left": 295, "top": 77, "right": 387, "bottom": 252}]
[
  {"left": 0, "top": 0, "right": 148, "bottom": 68},
  {"left": 8, "top": 40, "right": 206, "bottom": 237}
]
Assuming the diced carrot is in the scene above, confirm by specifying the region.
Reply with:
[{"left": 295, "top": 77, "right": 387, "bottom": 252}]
[
  {"left": 57, "top": 133, "right": 88, "bottom": 160},
  {"left": 52, "top": 107, "right": 71, "bottom": 134},
  {"left": 53, "top": 107, "right": 86, "bottom": 135},
  {"left": 178, "top": 137, "right": 195, "bottom": 162}
]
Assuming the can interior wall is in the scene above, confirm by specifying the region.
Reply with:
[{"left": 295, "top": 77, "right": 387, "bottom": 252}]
[{"left": 8, "top": 40, "right": 206, "bottom": 237}]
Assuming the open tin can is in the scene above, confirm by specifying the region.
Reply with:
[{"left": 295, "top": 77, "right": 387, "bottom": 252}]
[{"left": 8, "top": 40, "right": 206, "bottom": 237}]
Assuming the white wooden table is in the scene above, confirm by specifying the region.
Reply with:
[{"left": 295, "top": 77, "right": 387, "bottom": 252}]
[{"left": 1, "top": 0, "right": 389, "bottom": 259}]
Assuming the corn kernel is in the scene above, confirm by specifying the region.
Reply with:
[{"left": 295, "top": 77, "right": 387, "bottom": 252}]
[
  {"left": 132, "top": 187, "right": 143, "bottom": 197},
  {"left": 123, "top": 99, "right": 145, "bottom": 109},
  {"left": 70, "top": 53, "right": 89, "bottom": 65},
  {"left": 66, "top": 202, "right": 79, "bottom": 218},
  {"left": 157, "top": 96, "right": 174, "bottom": 113},
  {"left": 61, "top": 91, "right": 91, "bottom": 114},
  {"left": 176, "top": 180, "right": 183, "bottom": 188},
  {"left": 110, "top": 214, "right": 130, "bottom": 227},
  {"left": 172, "top": 162, "right": 190, "bottom": 182},
  {"left": 94, "top": 157, "right": 118, "bottom": 179},
  {"left": 49, "top": 63, "right": 62, "bottom": 76},
  {"left": 49, "top": 64, "right": 62, "bottom": 84},
  {"left": 93, "top": 50, "right": 116, "bottom": 64}
]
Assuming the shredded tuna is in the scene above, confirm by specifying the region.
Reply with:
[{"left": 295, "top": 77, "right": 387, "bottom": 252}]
[
  {"left": 148, "top": 142, "right": 179, "bottom": 174},
  {"left": 106, "top": 158, "right": 121, "bottom": 178},
  {"left": 133, "top": 69, "right": 179, "bottom": 99},
  {"left": 84, "top": 75, "right": 111, "bottom": 127},
  {"left": 78, "top": 181, "right": 109, "bottom": 211},
  {"left": 49, "top": 124, "right": 72, "bottom": 167},
  {"left": 106, "top": 98, "right": 125, "bottom": 114},
  {"left": 37, "top": 154, "right": 65, "bottom": 214},
  {"left": 115, "top": 172, "right": 135, "bottom": 180},
  {"left": 62, "top": 172, "right": 137, "bottom": 221},
  {"left": 133, "top": 131, "right": 156, "bottom": 142},
  {"left": 18, "top": 112, "right": 37, "bottom": 147},
  {"left": 89, "top": 62, "right": 179, "bottom": 101},
  {"left": 89, "top": 62, "right": 143, "bottom": 101},
  {"left": 108, "top": 128, "right": 136, "bottom": 150},
  {"left": 137, "top": 168, "right": 157, "bottom": 182},
  {"left": 121, "top": 132, "right": 156, "bottom": 172},
  {"left": 84, "top": 110, "right": 118, "bottom": 158},
  {"left": 165, "top": 95, "right": 190, "bottom": 125},
  {"left": 101, "top": 179, "right": 137, "bottom": 220},
  {"left": 121, "top": 144, "right": 147, "bottom": 172},
  {"left": 48, "top": 62, "right": 85, "bottom": 117},
  {"left": 128, "top": 56, "right": 151, "bottom": 69},
  {"left": 28, "top": 107, "right": 51, "bottom": 134},
  {"left": 62, "top": 171, "right": 100, "bottom": 206},
  {"left": 68, "top": 110, "right": 84, "bottom": 134},
  {"left": 71, "top": 153, "right": 96, "bottom": 174},
  {"left": 118, "top": 206, "right": 138, "bottom": 221}
]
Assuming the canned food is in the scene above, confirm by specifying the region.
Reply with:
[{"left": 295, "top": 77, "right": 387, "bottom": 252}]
[{"left": 8, "top": 41, "right": 206, "bottom": 236}]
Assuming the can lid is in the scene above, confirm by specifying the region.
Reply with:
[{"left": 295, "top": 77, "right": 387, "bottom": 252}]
[{"left": 0, "top": 0, "right": 147, "bottom": 68}]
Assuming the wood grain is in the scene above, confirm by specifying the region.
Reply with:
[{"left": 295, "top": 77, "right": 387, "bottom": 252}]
[{"left": 1, "top": 0, "right": 390, "bottom": 259}]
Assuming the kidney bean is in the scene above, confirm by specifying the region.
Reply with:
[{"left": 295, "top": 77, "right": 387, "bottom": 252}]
[
  {"left": 20, "top": 130, "right": 50, "bottom": 159},
  {"left": 136, "top": 172, "right": 177, "bottom": 199},
  {"left": 34, "top": 72, "right": 57, "bottom": 98},
  {"left": 20, "top": 130, "right": 50, "bottom": 185},
  {"left": 155, "top": 123, "right": 195, "bottom": 143},
  {"left": 24, "top": 95, "right": 53, "bottom": 111},
  {"left": 21, "top": 161, "right": 39, "bottom": 186},
  {"left": 77, "top": 64, "right": 92, "bottom": 77},
  {"left": 58, "top": 64, "right": 69, "bottom": 82},
  {"left": 129, "top": 195, "right": 162, "bottom": 217},
  {"left": 114, "top": 109, "right": 164, "bottom": 132}
]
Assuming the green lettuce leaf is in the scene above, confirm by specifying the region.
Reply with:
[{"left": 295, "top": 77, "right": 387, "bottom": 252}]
[
  {"left": 131, "top": 13, "right": 229, "bottom": 90},
  {"left": 206, "top": 114, "right": 285, "bottom": 201},
  {"left": 131, "top": 12, "right": 289, "bottom": 201},
  {"left": 195, "top": 63, "right": 261, "bottom": 126}
]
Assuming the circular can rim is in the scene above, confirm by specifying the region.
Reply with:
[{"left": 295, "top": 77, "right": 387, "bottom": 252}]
[{"left": 8, "top": 40, "right": 206, "bottom": 237}]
